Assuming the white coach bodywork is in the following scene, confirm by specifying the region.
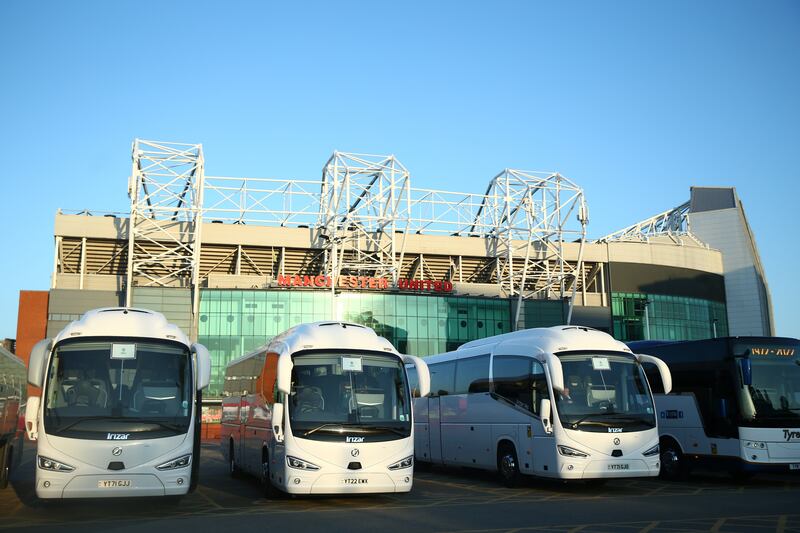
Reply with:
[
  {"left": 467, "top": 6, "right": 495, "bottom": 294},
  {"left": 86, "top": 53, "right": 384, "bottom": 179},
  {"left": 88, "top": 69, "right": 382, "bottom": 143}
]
[{"left": 26, "top": 308, "right": 210, "bottom": 499}]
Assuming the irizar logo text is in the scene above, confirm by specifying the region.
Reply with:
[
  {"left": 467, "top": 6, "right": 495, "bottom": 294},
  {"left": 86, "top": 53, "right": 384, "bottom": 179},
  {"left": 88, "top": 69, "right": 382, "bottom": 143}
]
[
  {"left": 783, "top": 430, "right": 800, "bottom": 441},
  {"left": 107, "top": 433, "right": 130, "bottom": 440},
  {"left": 346, "top": 436, "right": 365, "bottom": 443}
]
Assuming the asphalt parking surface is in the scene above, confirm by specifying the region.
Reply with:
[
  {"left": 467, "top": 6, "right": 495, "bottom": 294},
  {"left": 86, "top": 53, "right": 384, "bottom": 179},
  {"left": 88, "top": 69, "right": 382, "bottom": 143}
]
[{"left": 2, "top": 443, "right": 800, "bottom": 532}]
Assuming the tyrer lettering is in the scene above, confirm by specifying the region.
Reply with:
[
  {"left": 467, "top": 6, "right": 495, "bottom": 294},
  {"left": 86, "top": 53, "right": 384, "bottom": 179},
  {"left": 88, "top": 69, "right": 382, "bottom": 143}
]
[{"left": 784, "top": 430, "right": 800, "bottom": 441}]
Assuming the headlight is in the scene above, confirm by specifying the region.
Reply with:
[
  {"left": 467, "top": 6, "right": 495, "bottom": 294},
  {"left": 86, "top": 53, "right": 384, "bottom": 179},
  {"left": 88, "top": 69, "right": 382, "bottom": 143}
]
[
  {"left": 642, "top": 444, "right": 660, "bottom": 457},
  {"left": 156, "top": 454, "right": 192, "bottom": 470},
  {"left": 744, "top": 441, "right": 767, "bottom": 449},
  {"left": 38, "top": 455, "right": 75, "bottom": 472},
  {"left": 557, "top": 445, "right": 590, "bottom": 458},
  {"left": 287, "top": 456, "right": 320, "bottom": 471},
  {"left": 388, "top": 456, "right": 413, "bottom": 470}
]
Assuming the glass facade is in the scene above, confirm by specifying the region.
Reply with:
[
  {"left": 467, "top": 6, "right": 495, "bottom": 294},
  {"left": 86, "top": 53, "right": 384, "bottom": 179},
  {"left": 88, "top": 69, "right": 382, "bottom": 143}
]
[
  {"left": 611, "top": 292, "right": 728, "bottom": 342},
  {"left": 522, "top": 299, "right": 566, "bottom": 329},
  {"left": 198, "top": 288, "right": 728, "bottom": 397},
  {"left": 198, "top": 289, "right": 512, "bottom": 398}
]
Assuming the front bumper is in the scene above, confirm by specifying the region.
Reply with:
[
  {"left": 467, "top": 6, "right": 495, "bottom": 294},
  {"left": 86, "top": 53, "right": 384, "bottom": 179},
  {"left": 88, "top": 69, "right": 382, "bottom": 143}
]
[{"left": 280, "top": 470, "right": 414, "bottom": 494}]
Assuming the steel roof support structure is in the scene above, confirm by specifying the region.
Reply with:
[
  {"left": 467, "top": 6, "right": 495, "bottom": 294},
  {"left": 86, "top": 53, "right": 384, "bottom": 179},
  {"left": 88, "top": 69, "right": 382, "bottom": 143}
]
[
  {"left": 469, "top": 170, "right": 588, "bottom": 327},
  {"left": 596, "top": 200, "right": 701, "bottom": 244},
  {"left": 126, "top": 139, "right": 205, "bottom": 333},
  {"left": 318, "top": 152, "right": 411, "bottom": 287}
]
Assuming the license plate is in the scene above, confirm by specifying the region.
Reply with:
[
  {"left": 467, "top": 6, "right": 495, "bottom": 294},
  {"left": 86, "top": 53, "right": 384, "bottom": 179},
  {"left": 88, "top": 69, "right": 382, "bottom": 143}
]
[
  {"left": 342, "top": 478, "right": 368, "bottom": 485},
  {"left": 98, "top": 480, "right": 131, "bottom": 488},
  {"left": 607, "top": 463, "right": 630, "bottom": 471},
  {"left": 790, "top": 464, "right": 800, "bottom": 471}
]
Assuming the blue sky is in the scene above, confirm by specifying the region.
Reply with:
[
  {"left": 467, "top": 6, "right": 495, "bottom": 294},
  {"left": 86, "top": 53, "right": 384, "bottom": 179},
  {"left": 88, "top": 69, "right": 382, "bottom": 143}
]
[{"left": 0, "top": 1, "right": 798, "bottom": 339}]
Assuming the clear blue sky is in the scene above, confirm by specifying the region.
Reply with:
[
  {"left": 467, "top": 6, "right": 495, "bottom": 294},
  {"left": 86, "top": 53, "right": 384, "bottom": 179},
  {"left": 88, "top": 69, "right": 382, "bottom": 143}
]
[{"left": 0, "top": 1, "right": 798, "bottom": 339}]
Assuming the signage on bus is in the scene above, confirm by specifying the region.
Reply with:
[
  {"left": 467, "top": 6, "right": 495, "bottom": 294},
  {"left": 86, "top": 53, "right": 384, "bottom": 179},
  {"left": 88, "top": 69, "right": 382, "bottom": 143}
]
[
  {"left": 749, "top": 347, "right": 796, "bottom": 357},
  {"left": 276, "top": 274, "right": 453, "bottom": 293},
  {"left": 784, "top": 430, "right": 800, "bottom": 442}
]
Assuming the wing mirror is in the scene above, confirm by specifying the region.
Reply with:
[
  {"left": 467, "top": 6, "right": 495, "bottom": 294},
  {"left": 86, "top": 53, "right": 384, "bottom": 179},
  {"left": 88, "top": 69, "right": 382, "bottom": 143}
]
[
  {"left": 192, "top": 343, "right": 211, "bottom": 390},
  {"left": 540, "top": 398, "right": 553, "bottom": 434},
  {"left": 402, "top": 354, "right": 431, "bottom": 398},
  {"left": 272, "top": 402, "right": 285, "bottom": 443},
  {"left": 25, "top": 396, "right": 40, "bottom": 441},
  {"left": 739, "top": 358, "right": 752, "bottom": 386},
  {"left": 28, "top": 339, "right": 51, "bottom": 388}
]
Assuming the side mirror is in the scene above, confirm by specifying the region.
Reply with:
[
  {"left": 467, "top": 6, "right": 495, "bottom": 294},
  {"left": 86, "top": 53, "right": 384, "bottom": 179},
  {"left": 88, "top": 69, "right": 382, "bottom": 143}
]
[
  {"left": 25, "top": 396, "right": 40, "bottom": 441},
  {"left": 277, "top": 353, "right": 293, "bottom": 395},
  {"left": 543, "top": 353, "right": 564, "bottom": 393},
  {"left": 192, "top": 343, "right": 211, "bottom": 390},
  {"left": 540, "top": 398, "right": 553, "bottom": 434},
  {"left": 402, "top": 354, "right": 431, "bottom": 398},
  {"left": 272, "top": 402, "right": 285, "bottom": 443},
  {"left": 717, "top": 398, "right": 729, "bottom": 419},
  {"left": 637, "top": 354, "right": 672, "bottom": 394},
  {"left": 28, "top": 339, "right": 51, "bottom": 388},
  {"left": 739, "top": 358, "right": 752, "bottom": 386}
]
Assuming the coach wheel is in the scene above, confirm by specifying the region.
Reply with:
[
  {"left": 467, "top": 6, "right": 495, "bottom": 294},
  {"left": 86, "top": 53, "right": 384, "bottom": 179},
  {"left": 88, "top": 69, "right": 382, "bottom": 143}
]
[
  {"left": 497, "top": 443, "right": 521, "bottom": 488},
  {"left": 659, "top": 440, "right": 686, "bottom": 481}
]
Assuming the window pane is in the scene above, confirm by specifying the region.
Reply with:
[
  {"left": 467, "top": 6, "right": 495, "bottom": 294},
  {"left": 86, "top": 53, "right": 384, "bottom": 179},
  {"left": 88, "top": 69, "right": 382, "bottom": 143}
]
[
  {"left": 455, "top": 355, "right": 490, "bottom": 394},
  {"left": 493, "top": 355, "right": 533, "bottom": 412}
]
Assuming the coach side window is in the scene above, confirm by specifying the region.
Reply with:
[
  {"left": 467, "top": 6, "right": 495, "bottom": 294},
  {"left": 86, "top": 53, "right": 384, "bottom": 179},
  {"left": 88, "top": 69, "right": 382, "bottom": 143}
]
[
  {"left": 493, "top": 356, "right": 535, "bottom": 413},
  {"left": 454, "top": 355, "right": 490, "bottom": 394},
  {"left": 429, "top": 361, "right": 456, "bottom": 396}
]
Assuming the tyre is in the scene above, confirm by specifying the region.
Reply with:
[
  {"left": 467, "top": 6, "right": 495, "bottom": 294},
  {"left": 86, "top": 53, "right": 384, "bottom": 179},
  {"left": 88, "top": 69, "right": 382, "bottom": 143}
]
[
  {"left": 659, "top": 440, "right": 687, "bottom": 481},
  {"left": 497, "top": 443, "right": 521, "bottom": 488}
]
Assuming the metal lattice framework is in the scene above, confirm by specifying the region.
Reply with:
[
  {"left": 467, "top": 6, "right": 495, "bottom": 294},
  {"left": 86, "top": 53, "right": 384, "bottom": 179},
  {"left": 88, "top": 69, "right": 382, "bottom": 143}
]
[
  {"left": 119, "top": 140, "right": 592, "bottom": 327},
  {"left": 472, "top": 170, "right": 588, "bottom": 301},
  {"left": 597, "top": 200, "right": 701, "bottom": 244},
  {"left": 202, "top": 176, "right": 321, "bottom": 226},
  {"left": 126, "top": 140, "right": 205, "bottom": 318},
  {"left": 318, "top": 152, "right": 411, "bottom": 282}
]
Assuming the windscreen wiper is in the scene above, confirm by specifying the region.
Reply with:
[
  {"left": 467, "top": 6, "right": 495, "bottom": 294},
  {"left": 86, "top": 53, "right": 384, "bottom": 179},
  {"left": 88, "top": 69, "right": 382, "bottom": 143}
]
[
  {"left": 304, "top": 423, "right": 347, "bottom": 436},
  {"left": 49, "top": 415, "right": 119, "bottom": 434},
  {"left": 566, "top": 413, "right": 611, "bottom": 429}
]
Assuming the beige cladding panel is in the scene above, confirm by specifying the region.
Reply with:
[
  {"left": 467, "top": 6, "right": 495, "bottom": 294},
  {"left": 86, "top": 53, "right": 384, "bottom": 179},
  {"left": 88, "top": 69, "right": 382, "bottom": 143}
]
[
  {"left": 607, "top": 242, "right": 723, "bottom": 274},
  {"left": 55, "top": 214, "right": 724, "bottom": 275},
  {"left": 55, "top": 214, "right": 128, "bottom": 239},
  {"left": 202, "top": 223, "right": 314, "bottom": 248}
]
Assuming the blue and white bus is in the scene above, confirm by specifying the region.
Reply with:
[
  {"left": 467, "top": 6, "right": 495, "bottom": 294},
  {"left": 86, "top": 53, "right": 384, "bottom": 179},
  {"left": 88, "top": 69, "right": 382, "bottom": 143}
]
[{"left": 630, "top": 336, "right": 800, "bottom": 479}]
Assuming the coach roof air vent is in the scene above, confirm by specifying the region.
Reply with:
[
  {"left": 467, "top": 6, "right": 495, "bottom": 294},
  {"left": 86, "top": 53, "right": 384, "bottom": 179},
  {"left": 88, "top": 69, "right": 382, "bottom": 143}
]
[
  {"left": 100, "top": 308, "right": 151, "bottom": 315},
  {"left": 319, "top": 322, "right": 365, "bottom": 329}
]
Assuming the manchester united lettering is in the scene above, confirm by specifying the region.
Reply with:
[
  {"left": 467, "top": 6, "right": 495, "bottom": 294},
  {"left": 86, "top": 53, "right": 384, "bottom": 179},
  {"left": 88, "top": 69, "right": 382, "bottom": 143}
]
[{"left": 275, "top": 274, "right": 453, "bottom": 293}]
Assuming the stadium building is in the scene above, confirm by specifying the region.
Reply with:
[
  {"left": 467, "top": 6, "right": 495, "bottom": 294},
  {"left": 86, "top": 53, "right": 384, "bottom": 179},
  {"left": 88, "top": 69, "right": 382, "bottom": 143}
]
[{"left": 17, "top": 140, "right": 774, "bottom": 408}]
